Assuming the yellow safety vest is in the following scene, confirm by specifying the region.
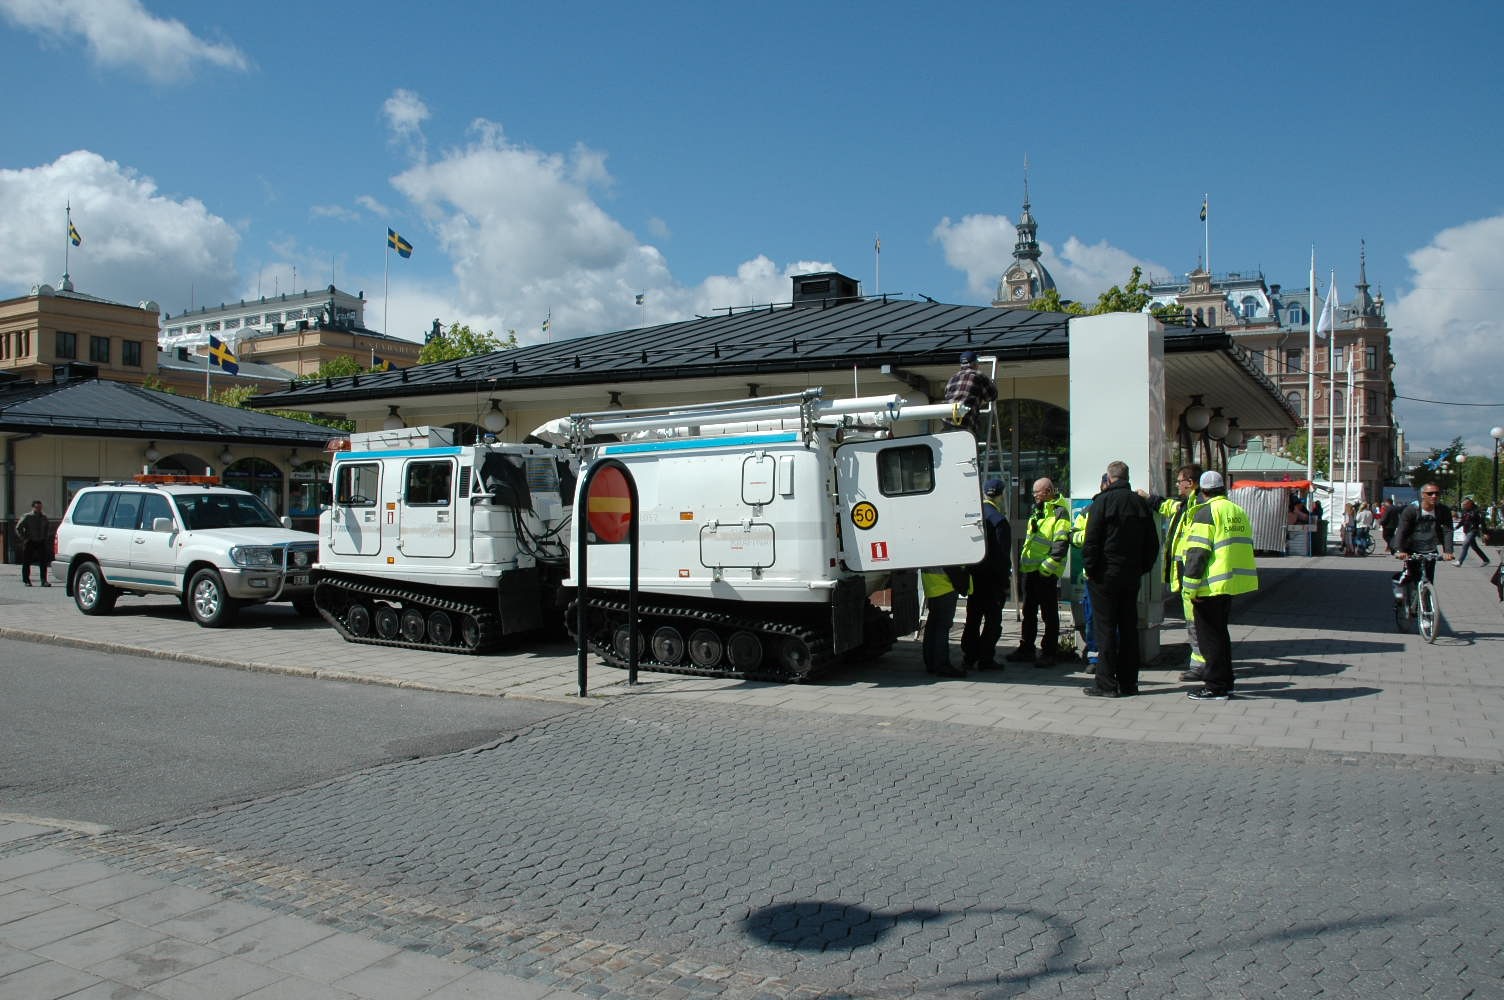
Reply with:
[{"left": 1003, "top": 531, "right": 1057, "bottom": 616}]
[
  {"left": 921, "top": 567, "right": 970, "bottom": 599},
  {"left": 1070, "top": 509, "right": 1088, "bottom": 549},
  {"left": 1181, "top": 495, "right": 1259, "bottom": 598},
  {"left": 1156, "top": 494, "right": 1197, "bottom": 593},
  {"left": 1020, "top": 497, "right": 1071, "bottom": 577}
]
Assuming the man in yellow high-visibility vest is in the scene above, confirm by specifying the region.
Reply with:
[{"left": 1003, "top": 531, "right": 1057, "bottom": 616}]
[
  {"left": 1006, "top": 478, "right": 1071, "bottom": 666},
  {"left": 1180, "top": 470, "right": 1259, "bottom": 701}
]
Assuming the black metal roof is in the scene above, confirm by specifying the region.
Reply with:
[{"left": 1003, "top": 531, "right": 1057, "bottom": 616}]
[
  {"left": 0, "top": 376, "right": 337, "bottom": 445},
  {"left": 252, "top": 296, "right": 1238, "bottom": 409}
]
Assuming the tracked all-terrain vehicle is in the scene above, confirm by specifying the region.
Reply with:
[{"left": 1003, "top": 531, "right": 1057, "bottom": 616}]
[
  {"left": 311, "top": 426, "right": 574, "bottom": 652},
  {"left": 563, "top": 389, "right": 986, "bottom": 681}
]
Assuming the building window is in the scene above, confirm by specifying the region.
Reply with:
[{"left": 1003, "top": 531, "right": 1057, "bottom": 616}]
[
  {"left": 1367, "top": 393, "right": 1377, "bottom": 416},
  {"left": 1241, "top": 296, "right": 1259, "bottom": 318},
  {"left": 1288, "top": 307, "right": 1301, "bottom": 325},
  {"left": 1207, "top": 306, "right": 1217, "bottom": 325},
  {"left": 1285, "top": 348, "right": 1302, "bottom": 374},
  {"left": 123, "top": 341, "right": 142, "bottom": 367},
  {"left": 205, "top": 321, "right": 221, "bottom": 331},
  {"left": 1334, "top": 346, "right": 1345, "bottom": 372},
  {"left": 1365, "top": 346, "right": 1378, "bottom": 370},
  {"left": 223, "top": 318, "right": 240, "bottom": 329},
  {"left": 1335, "top": 390, "right": 1345, "bottom": 415},
  {"left": 89, "top": 336, "right": 110, "bottom": 363},
  {"left": 56, "top": 331, "right": 77, "bottom": 359},
  {"left": 1286, "top": 391, "right": 1302, "bottom": 417},
  {"left": 1250, "top": 349, "right": 1265, "bottom": 372}
]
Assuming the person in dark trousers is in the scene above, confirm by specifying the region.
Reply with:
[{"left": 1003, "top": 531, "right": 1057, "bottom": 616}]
[
  {"left": 16, "top": 499, "right": 51, "bottom": 587},
  {"left": 920, "top": 565, "right": 969, "bottom": 678},
  {"left": 1456, "top": 497, "right": 1490, "bottom": 566},
  {"left": 1081, "top": 462, "right": 1159, "bottom": 698},
  {"left": 1393, "top": 484, "right": 1454, "bottom": 599},
  {"left": 1181, "top": 471, "right": 1260, "bottom": 701},
  {"left": 1006, "top": 478, "right": 1071, "bottom": 665},
  {"left": 942, "top": 351, "right": 998, "bottom": 436},
  {"left": 962, "top": 479, "right": 1012, "bottom": 670},
  {"left": 1381, "top": 496, "right": 1402, "bottom": 554}
]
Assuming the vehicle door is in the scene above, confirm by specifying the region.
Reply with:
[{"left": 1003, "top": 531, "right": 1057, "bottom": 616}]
[
  {"left": 127, "top": 492, "right": 179, "bottom": 591},
  {"left": 94, "top": 491, "right": 149, "bottom": 585},
  {"left": 398, "top": 457, "right": 457, "bottom": 558},
  {"left": 328, "top": 458, "right": 382, "bottom": 556},
  {"left": 835, "top": 431, "right": 984, "bottom": 571}
]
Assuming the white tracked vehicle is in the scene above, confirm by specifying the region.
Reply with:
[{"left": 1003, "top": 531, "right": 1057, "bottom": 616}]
[
  {"left": 312, "top": 426, "right": 575, "bottom": 652},
  {"left": 564, "top": 389, "right": 987, "bottom": 681}
]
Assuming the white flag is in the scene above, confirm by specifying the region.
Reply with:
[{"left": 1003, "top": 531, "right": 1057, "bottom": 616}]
[{"left": 1315, "top": 274, "right": 1339, "bottom": 339}]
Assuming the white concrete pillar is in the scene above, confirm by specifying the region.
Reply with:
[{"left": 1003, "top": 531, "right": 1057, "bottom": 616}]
[{"left": 1067, "top": 312, "right": 1168, "bottom": 660}]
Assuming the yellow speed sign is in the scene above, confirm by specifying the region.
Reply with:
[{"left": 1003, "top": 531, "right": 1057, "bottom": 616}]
[{"left": 850, "top": 501, "right": 879, "bottom": 530}]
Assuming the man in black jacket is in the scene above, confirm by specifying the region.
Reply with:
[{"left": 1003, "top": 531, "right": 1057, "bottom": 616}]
[{"left": 1081, "top": 461, "right": 1159, "bottom": 698}]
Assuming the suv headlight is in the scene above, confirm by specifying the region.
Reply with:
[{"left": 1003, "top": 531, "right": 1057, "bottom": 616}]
[{"left": 229, "top": 545, "right": 283, "bottom": 569}]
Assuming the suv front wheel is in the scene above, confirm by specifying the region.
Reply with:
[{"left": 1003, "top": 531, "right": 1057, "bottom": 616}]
[
  {"left": 188, "top": 568, "right": 239, "bottom": 628},
  {"left": 73, "top": 561, "right": 118, "bottom": 615}
]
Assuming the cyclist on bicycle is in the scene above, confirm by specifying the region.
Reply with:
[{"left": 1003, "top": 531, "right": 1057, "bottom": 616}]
[{"left": 1392, "top": 482, "right": 1454, "bottom": 602}]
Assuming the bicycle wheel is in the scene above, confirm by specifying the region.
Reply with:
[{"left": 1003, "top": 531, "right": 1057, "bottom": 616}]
[
  {"left": 1417, "top": 580, "right": 1439, "bottom": 643},
  {"left": 1394, "top": 586, "right": 1411, "bottom": 632}
]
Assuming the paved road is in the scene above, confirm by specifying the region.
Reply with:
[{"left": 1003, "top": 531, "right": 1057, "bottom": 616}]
[
  {"left": 0, "top": 637, "right": 580, "bottom": 829},
  {"left": 49, "top": 696, "right": 1500, "bottom": 999}
]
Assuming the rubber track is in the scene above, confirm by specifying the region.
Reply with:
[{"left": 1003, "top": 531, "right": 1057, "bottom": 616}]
[
  {"left": 573, "top": 596, "right": 831, "bottom": 683},
  {"left": 314, "top": 572, "right": 499, "bottom": 655}
]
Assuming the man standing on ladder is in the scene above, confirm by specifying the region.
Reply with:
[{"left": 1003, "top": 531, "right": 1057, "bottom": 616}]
[{"left": 943, "top": 351, "right": 997, "bottom": 437}]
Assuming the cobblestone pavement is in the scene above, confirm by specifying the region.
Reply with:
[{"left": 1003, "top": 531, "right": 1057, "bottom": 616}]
[{"left": 15, "top": 697, "right": 1498, "bottom": 999}]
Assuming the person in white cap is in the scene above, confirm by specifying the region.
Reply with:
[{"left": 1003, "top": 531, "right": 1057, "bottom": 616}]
[{"left": 1179, "top": 470, "right": 1259, "bottom": 701}]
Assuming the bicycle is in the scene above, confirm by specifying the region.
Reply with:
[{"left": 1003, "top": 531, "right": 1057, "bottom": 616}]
[
  {"left": 1356, "top": 527, "right": 1375, "bottom": 557},
  {"left": 1393, "top": 552, "right": 1442, "bottom": 643}
]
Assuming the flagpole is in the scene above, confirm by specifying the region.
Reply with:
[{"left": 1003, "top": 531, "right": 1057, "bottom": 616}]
[
  {"left": 1202, "top": 194, "right": 1210, "bottom": 277},
  {"left": 383, "top": 235, "right": 390, "bottom": 336},
  {"left": 1306, "top": 246, "right": 1315, "bottom": 482},
  {"left": 874, "top": 234, "right": 881, "bottom": 295},
  {"left": 65, "top": 201, "right": 72, "bottom": 279},
  {"left": 1326, "top": 269, "right": 1336, "bottom": 499}
]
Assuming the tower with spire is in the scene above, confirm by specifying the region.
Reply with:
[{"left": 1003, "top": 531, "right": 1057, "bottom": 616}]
[{"left": 992, "top": 161, "right": 1056, "bottom": 308}]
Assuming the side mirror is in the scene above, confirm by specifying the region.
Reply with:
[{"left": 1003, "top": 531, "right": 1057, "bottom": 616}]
[
  {"left": 151, "top": 517, "right": 175, "bottom": 533},
  {"left": 281, "top": 516, "right": 294, "bottom": 529}
]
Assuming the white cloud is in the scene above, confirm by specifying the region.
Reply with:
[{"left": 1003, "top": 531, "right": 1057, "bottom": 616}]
[
  {"left": 646, "top": 216, "right": 671, "bottom": 240},
  {"left": 0, "top": 150, "right": 239, "bottom": 311},
  {"left": 1386, "top": 214, "right": 1504, "bottom": 453},
  {"left": 356, "top": 194, "right": 390, "bottom": 217},
  {"left": 0, "top": 0, "right": 248, "bottom": 82},
  {"left": 383, "top": 103, "right": 824, "bottom": 345},
  {"left": 383, "top": 89, "right": 430, "bottom": 158},
  {"left": 310, "top": 204, "right": 361, "bottom": 223},
  {"left": 932, "top": 213, "right": 1165, "bottom": 303}
]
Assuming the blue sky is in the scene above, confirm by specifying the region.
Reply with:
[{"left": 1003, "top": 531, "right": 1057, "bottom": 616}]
[{"left": 3, "top": 0, "right": 1502, "bottom": 453}]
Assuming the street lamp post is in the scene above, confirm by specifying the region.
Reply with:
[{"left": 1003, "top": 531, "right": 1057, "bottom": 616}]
[{"left": 1491, "top": 426, "right": 1503, "bottom": 524}]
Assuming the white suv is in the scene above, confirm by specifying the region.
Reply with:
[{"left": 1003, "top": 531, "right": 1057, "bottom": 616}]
[{"left": 57, "top": 478, "right": 318, "bottom": 627}]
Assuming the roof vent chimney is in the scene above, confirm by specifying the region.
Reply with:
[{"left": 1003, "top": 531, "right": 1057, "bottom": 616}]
[{"left": 791, "top": 271, "right": 862, "bottom": 309}]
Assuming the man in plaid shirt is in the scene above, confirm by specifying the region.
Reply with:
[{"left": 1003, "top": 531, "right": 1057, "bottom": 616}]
[{"left": 943, "top": 351, "right": 997, "bottom": 434}]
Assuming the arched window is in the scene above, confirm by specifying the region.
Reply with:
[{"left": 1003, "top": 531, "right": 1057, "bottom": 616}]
[
  {"left": 1288, "top": 307, "right": 1302, "bottom": 325},
  {"left": 223, "top": 457, "right": 284, "bottom": 515},
  {"left": 1194, "top": 308, "right": 1204, "bottom": 325},
  {"left": 1335, "top": 390, "right": 1344, "bottom": 415},
  {"left": 1241, "top": 295, "right": 1259, "bottom": 318},
  {"left": 1286, "top": 391, "right": 1302, "bottom": 417},
  {"left": 1207, "top": 306, "right": 1217, "bottom": 325}
]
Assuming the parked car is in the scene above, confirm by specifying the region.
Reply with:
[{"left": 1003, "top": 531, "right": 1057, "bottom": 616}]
[{"left": 56, "top": 476, "right": 318, "bottom": 627}]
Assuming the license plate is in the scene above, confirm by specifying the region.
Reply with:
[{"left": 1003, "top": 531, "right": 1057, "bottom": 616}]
[{"left": 286, "top": 574, "right": 310, "bottom": 587}]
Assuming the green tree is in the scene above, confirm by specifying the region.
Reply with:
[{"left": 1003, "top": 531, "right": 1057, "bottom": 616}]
[
  {"left": 1283, "top": 431, "right": 1330, "bottom": 478},
  {"left": 294, "top": 355, "right": 363, "bottom": 383},
  {"left": 141, "top": 375, "right": 177, "bottom": 394},
  {"left": 1030, "top": 267, "right": 1182, "bottom": 322},
  {"left": 417, "top": 322, "right": 518, "bottom": 365},
  {"left": 212, "top": 381, "right": 354, "bottom": 433}
]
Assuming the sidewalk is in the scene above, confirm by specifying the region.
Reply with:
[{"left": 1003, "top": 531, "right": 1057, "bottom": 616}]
[
  {"left": 3, "top": 553, "right": 1503, "bottom": 761},
  {"left": 0, "top": 816, "right": 588, "bottom": 999}
]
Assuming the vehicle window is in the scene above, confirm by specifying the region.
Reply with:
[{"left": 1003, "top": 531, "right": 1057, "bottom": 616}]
[
  {"left": 69, "top": 491, "right": 112, "bottom": 527},
  {"left": 109, "top": 493, "right": 144, "bottom": 529},
  {"left": 336, "top": 462, "right": 379, "bottom": 507},
  {"left": 405, "top": 460, "right": 453, "bottom": 507},
  {"left": 876, "top": 444, "right": 935, "bottom": 497},
  {"left": 173, "top": 493, "right": 281, "bottom": 530},
  {"left": 138, "top": 494, "right": 174, "bottom": 530}
]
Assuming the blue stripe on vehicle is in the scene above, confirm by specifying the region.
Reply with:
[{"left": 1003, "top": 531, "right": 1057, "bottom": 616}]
[
  {"left": 600, "top": 433, "right": 800, "bottom": 455},
  {"left": 334, "top": 447, "right": 463, "bottom": 461}
]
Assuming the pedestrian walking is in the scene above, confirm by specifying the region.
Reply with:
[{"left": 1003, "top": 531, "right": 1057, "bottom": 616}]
[
  {"left": 1005, "top": 478, "right": 1071, "bottom": 666},
  {"left": 16, "top": 499, "right": 51, "bottom": 587},
  {"left": 1180, "top": 471, "right": 1259, "bottom": 701},
  {"left": 961, "top": 479, "right": 1011, "bottom": 671},
  {"left": 1081, "top": 462, "right": 1159, "bottom": 698},
  {"left": 1456, "top": 497, "right": 1490, "bottom": 566}
]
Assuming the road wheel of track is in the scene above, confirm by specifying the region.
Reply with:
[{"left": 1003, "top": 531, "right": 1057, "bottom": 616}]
[
  {"left": 688, "top": 627, "right": 723, "bottom": 668},
  {"left": 374, "top": 605, "right": 400, "bottom": 640},
  {"left": 73, "top": 561, "right": 118, "bottom": 615},
  {"left": 400, "top": 608, "right": 426, "bottom": 643},
  {"left": 613, "top": 624, "right": 644, "bottom": 661},
  {"left": 346, "top": 603, "right": 372, "bottom": 637},
  {"left": 726, "top": 630, "right": 763, "bottom": 672},
  {"left": 459, "top": 615, "right": 482, "bottom": 649},
  {"left": 188, "top": 568, "right": 238, "bottom": 628},
  {"left": 650, "top": 626, "right": 685, "bottom": 664},
  {"left": 428, "top": 610, "right": 454, "bottom": 645},
  {"left": 778, "top": 635, "right": 813, "bottom": 675}
]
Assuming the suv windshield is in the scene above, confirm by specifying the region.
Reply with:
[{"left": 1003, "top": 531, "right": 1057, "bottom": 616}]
[{"left": 173, "top": 493, "right": 282, "bottom": 530}]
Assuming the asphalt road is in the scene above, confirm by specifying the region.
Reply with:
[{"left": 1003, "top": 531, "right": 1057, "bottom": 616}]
[{"left": 0, "top": 637, "right": 580, "bottom": 830}]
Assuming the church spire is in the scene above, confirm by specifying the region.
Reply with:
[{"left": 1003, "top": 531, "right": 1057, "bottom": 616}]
[
  {"left": 1352, "top": 239, "right": 1376, "bottom": 317},
  {"left": 1014, "top": 154, "right": 1041, "bottom": 262}
]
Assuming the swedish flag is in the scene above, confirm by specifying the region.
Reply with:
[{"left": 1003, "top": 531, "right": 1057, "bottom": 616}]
[
  {"left": 372, "top": 355, "right": 394, "bottom": 372},
  {"left": 387, "top": 227, "right": 413, "bottom": 258},
  {"left": 69, "top": 222, "right": 82, "bottom": 246},
  {"left": 208, "top": 335, "right": 239, "bottom": 375}
]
